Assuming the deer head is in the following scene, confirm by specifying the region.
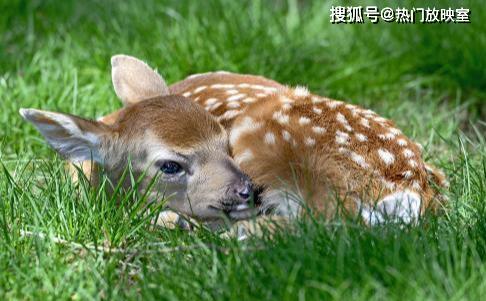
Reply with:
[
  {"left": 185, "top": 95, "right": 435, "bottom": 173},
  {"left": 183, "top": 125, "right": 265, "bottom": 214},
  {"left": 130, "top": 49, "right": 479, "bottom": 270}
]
[{"left": 19, "top": 56, "right": 253, "bottom": 222}]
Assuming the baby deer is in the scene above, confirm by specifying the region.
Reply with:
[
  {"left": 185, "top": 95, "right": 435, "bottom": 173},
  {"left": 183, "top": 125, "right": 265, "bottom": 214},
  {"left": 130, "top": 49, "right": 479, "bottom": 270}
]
[
  {"left": 19, "top": 61, "right": 254, "bottom": 226},
  {"left": 103, "top": 55, "right": 448, "bottom": 235}
]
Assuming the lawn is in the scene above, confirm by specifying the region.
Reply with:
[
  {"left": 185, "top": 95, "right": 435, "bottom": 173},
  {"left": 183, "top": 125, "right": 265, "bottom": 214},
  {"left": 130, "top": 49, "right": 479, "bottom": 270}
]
[{"left": 0, "top": 0, "right": 485, "bottom": 300}]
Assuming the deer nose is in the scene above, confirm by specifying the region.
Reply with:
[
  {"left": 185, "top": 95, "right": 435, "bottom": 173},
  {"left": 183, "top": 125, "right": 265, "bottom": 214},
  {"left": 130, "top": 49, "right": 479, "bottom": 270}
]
[{"left": 233, "top": 179, "right": 253, "bottom": 202}]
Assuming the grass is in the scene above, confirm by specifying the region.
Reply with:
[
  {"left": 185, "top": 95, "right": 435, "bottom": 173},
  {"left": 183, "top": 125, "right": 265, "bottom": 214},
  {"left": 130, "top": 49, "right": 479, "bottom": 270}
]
[{"left": 0, "top": 0, "right": 485, "bottom": 299}]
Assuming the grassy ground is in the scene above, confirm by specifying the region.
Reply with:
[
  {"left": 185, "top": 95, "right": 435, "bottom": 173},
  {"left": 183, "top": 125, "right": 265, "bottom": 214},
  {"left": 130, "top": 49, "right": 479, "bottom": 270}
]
[{"left": 1, "top": 0, "right": 485, "bottom": 299}]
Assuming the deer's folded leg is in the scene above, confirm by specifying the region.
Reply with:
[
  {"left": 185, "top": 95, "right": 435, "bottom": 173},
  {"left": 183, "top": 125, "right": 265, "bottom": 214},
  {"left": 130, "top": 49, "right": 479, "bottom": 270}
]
[{"left": 223, "top": 215, "right": 290, "bottom": 240}]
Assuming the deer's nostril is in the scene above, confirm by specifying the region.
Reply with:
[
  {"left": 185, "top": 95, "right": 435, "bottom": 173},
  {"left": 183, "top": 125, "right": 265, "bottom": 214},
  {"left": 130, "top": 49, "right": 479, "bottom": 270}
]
[{"left": 234, "top": 181, "right": 252, "bottom": 202}]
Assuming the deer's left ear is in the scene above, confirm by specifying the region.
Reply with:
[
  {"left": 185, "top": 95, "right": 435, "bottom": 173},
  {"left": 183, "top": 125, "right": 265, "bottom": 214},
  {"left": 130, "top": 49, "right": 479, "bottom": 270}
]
[
  {"left": 19, "top": 108, "right": 109, "bottom": 163},
  {"left": 111, "top": 54, "right": 169, "bottom": 106}
]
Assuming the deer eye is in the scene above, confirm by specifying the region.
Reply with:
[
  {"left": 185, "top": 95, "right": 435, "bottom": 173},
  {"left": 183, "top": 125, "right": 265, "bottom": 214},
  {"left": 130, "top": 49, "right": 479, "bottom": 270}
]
[{"left": 159, "top": 161, "right": 182, "bottom": 174}]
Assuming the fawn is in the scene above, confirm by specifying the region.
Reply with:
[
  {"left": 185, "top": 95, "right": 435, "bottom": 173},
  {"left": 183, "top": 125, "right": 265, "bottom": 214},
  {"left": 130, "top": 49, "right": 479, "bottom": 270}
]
[
  {"left": 19, "top": 68, "right": 255, "bottom": 227},
  {"left": 22, "top": 55, "right": 448, "bottom": 237}
]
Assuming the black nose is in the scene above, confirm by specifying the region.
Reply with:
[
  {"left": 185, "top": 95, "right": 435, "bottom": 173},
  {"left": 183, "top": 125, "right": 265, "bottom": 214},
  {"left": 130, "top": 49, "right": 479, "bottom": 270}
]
[{"left": 233, "top": 179, "right": 252, "bottom": 202}]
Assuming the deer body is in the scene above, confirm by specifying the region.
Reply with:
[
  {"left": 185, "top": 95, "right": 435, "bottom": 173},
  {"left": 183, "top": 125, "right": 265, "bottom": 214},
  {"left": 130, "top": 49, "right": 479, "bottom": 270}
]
[
  {"left": 169, "top": 72, "right": 448, "bottom": 223},
  {"left": 46, "top": 55, "right": 448, "bottom": 236}
]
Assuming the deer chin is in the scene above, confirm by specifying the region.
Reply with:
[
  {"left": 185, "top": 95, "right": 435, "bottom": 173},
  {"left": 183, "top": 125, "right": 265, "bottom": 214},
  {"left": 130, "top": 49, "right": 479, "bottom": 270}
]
[{"left": 228, "top": 205, "right": 260, "bottom": 220}]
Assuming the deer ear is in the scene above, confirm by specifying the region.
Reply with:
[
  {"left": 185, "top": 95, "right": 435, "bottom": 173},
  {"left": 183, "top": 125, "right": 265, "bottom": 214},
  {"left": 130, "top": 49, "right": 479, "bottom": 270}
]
[
  {"left": 111, "top": 55, "right": 169, "bottom": 106},
  {"left": 19, "top": 108, "right": 109, "bottom": 163}
]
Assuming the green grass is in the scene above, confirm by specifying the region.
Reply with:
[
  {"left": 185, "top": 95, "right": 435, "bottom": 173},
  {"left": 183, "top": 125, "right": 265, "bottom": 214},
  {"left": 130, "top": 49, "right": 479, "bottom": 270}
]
[{"left": 1, "top": 0, "right": 485, "bottom": 299}]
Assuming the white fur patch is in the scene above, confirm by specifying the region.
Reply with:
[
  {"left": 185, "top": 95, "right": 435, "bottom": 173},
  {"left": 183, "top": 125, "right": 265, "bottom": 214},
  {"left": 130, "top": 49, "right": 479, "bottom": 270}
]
[
  {"left": 360, "top": 118, "right": 370, "bottom": 128},
  {"left": 229, "top": 117, "right": 263, "bottom": 146},
  {"left": 211, "top": 84, "right": 235, "bottom": 89},
  {"left": 294, "top": 86, "right": 310, "bottom": 97},
  {"left": 193, "top": 85, "right": 207, "bottom": 93},
  {"left": 242, "top": 97, "right": 257, "bottom": 104},
  {"left": 282, "top": 130, "right": 292, "bottom": 142},
  {"left": 273, "top": 111, "right": 290, "bottom": 124},
  {"left": 403, "top": 149, "right": 414, "bottom": 158},
  {"left": 378, "top": 148, "right": 395, "bottom": 165},
  {"left": 355, "top": 133, "right": 368, "bottom": 142},
  {"left": 264, "top": 132, "right": 276, "bottom": 145},
  {"left": 312, "top": 107, "right": 322, "bottom": 114},
  {"left": 304, "top": 137, "right": 315, "bottom": 146},
  {"left": 227, "top": 93, "right": 246, "bottom": 102},
  {"left": 335, "top": 130, "right": 349, "bottom": 145},
  {"left": 311, "top": 96, "right": 325, "bottom": 104},
  {"left": 326, "top": 101, "right": 343, "bottom": 109},
  {"left": 312, "top": 126, "right": 326, "bottom": 134},
  {"left": 397, "top": 139, "right": 408, "bottom": 146},
  {"left": 182, "top": 91, "right": 191, "bottom": 97},
  {"left": 402, "top": 170, "right": 413, "bottom": 179},
  {"left": 225, "top": 89, "right": 239, "bottom": 95},
  {"left": 359, "top": 190, "right": 421, "bottom": 225},
  {"left": 218, "top": 110, "right": 241, "bottom": 120},
  {"left": 227, "top": 102, "right": 241, "bottom": 109},
  {"left": 408, "top": 160, "right": 418, "bottom": 168},
  {"left": 280, "top": 95, "right": 294, "bottom": 104},
  {"left": 298, "top": 116, "right": 311, "bottom": 126},
  {"left": 235, "top": 149, "right": 254, "bottom": 165}
]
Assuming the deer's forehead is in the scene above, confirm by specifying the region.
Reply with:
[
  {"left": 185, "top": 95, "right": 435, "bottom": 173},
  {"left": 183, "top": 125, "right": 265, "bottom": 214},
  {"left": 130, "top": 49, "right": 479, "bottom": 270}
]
[{"left": 114, "top": 98, "right": 226, "bottom": 149}]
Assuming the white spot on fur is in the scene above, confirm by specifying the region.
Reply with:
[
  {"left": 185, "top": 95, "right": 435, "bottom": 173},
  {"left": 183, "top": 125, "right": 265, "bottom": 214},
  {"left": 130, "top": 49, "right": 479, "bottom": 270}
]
[
  {"left": 294, "top": 86, "right": 309, "bottom": 97},
  {"left": 211, "top": 84, "right": 235, "bottom": 89},
  {"left": 205, "top": 98, "right": 219, "bottom": 106},
  {"left": 359, "top": 190, "right": 421, "bottom": 225},
  {"left": 255, "top": 93, "right": 268, "bottom": 98},
  {"left": 312, "top": 126, "right": 326, "bottom": 134},
  {"left": 281, "top": 104, "right": 292, "bottom": 111},
  {"left": 218, "top": 110, "right": 241, "bottom": 120},
  {"left": 304, "top": 137, "right": 315, "bottom": 146},
  {"left": 193, "top": 86, "right": 207, "bottom": 93},
  {"left": 397, "top": 139, "right": 408, "bottom": 146},
  {"left": 182, "top": 91, "right": 191, "bottom": 97},
  {"left": 403, "top": 149, "right": 414, "bottom": 158},
  {"left": 378, "top": 133, "right": 396, "bottom": 141},
  {"left": 298, "top": 116, "right": 311, "bottom": 126},
  {"left": 264, "top": 132, "right": 276, "bottom": 145},
  {"left": 355, "top": 133, "right": 368, "bottom": 142},
  {"left": 312, "top": 107, "right": 322, "bottom": 114},
  {"left": 336, "top": 131, "right": 350, "bottom": 145},
  {"left": 235, "top": 149, "right": 254, "bottom": 165},
  {"left": 273, "top": 111, "right": 290, "bottom": 124},
  {"left": 206, "top": 102, "right": 222, "bottom": 111},
  {"left": 227, "top": 93, "right": 246, "bottom": 102},
  {"left": 250, "top": 85, "right": 277, "bottom": 93},
  {"left": 402, "top": 170, "right": 413, "bottom": 179},
  {"left": 389, "top": 128, "right": 402, "bottom": 135},
  {"left": 311, "top": 96, "right": 325, "bottom": 104},
  {"left": 350, "top": 152, "right": 369, "bottom": 168},
  {"left": 242, "top": 97, "right": 256, "bottom": 104},
  {"left": 230, "top": 117, "right": 263, "bottom": 145},
  {"left": 227, "top": 102, "right": 241, "bottom": 109},
  {"left": 280, "top": 95, "right": 294, "bottom": 104},
  {"left": 378, "top": 148, "right": 395, "bottom": 165},
  {"left": 408, "top": 160, "right": 418, "bottom": 168},
  {"left": 360, "top": 118, "right": 370, "bottom": 128},
  {"left": 238, "top": 83, "right": 251, "bottom": 88},
  {"left": 225, "top": 89, "right": 239, "bottom": 95},
  {"left": 326, "top": 101, "right": 343, "bottom": 109},
  {"left": 282, "top": 130, "right": 291, "bottom": 142}
]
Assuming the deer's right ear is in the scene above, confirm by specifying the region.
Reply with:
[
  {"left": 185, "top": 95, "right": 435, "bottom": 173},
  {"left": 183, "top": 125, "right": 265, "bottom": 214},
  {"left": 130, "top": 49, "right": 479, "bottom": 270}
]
[
  {"left": 111, "top": 55, "right": 169, "bottom": 106},
  {"left": 19, "top": 108, "right": 109, "bottom": 163}
]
